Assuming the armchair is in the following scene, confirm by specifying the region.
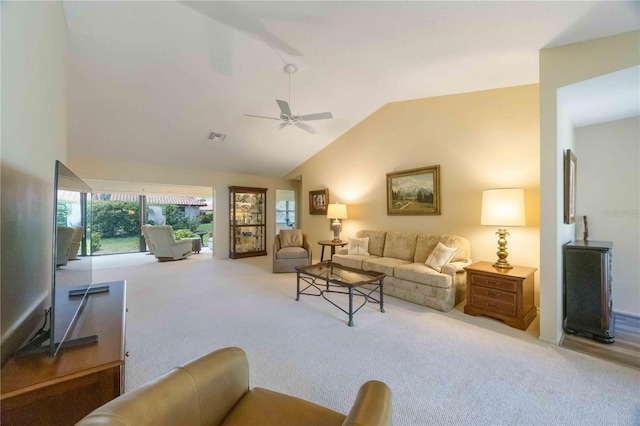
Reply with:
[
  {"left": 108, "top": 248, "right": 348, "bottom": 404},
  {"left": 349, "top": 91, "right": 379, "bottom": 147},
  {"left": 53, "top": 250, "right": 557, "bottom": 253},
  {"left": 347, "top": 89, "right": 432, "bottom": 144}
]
[
  {"left": 146, "top": 225, "right": 192, "bottom": 261},
  {"left": 56, "top": 226, "right": 74, "bottom": 267},
  {"left": 140, "top": 224, "right": 154, "bottom": 254},
  {"left": 76, "top": 347, "right": 393, "bottom": 426},
  {"left": 273, "top": 229, "right": 312, "bottom": 273},
  {"left": 68, "top": 226, "right": 84, "bottom": 260}
]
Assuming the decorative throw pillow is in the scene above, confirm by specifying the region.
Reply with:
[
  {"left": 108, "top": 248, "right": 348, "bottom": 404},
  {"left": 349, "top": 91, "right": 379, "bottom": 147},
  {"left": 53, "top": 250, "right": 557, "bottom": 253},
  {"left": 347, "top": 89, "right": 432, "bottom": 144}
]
[
  {"left": 347, "top": 236, "right": 370, "bottom": 255},
  {"left": 425, "top": 242, "right": 458, "bottom": 272},
  {"left": 279, "top": 229, "right": 303, "bottom": 248}
]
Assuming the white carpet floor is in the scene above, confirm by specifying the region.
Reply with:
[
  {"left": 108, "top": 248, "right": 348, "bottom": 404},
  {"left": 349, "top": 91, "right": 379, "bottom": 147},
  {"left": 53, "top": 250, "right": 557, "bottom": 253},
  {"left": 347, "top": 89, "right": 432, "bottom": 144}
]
[{"left": 92, "top": 251, "right": 640, "bottom": 425}]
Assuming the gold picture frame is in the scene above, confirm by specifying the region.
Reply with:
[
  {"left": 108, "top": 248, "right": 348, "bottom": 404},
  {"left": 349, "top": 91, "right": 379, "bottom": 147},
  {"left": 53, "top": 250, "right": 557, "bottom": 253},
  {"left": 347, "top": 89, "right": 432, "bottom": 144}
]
[
  {"left": 309, "top": 189, "right": 329, "bottom": 215},
  {"left": 387, "top": 165, "right": 440, "bottom": 215},
  {"left": 564, "top": 149, "right": 577, "bottom": 224}
]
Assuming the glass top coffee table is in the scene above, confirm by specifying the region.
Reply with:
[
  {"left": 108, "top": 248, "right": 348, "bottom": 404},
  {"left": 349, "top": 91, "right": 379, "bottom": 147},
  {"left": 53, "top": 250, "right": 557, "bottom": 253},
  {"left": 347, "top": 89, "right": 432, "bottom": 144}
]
[{"left": 295, "top": 262, "right": 385, "bottom": 326}]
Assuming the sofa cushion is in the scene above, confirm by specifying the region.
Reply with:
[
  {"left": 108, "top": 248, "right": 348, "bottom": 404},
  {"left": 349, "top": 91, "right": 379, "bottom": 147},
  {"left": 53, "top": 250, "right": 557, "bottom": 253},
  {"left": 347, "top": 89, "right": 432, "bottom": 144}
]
[
  {"left": 425, "top": 242, "right": 458, "bottom": 272},
  {"left": 347, "top": 236, "right": 369, "bottom": 255},
  {"left": 362, "top": 257, "right": 411, "bottom": 277},
  {"left": 393, "top": 263, "right": 452, "bottom": 289},
  {"left": 414, "top": 234, "right": 470, "bottom": 264},
  {"left": 382, "top": 232, "right": 417, "bottom": 262},
  {"left": 332, "top": 254, "right": 378, "bottom": 270},
  {"left": 279, "top": 229, "right": 303, "bottom": 248},
  {"left": 221, "top": 387, "right": 346, "bottom": 426},
  {"left": 276, "top": 247, "right": 309, "bottom": 260},
  {"left": 355, "top": 230, "right": 387, "bottom": 257}
]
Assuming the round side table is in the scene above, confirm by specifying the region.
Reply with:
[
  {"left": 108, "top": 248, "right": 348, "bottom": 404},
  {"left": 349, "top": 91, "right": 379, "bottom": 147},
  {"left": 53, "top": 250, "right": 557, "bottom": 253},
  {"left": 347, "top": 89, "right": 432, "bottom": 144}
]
[{"left": 317, "top": 240, "right": 348, "bottom": 262}]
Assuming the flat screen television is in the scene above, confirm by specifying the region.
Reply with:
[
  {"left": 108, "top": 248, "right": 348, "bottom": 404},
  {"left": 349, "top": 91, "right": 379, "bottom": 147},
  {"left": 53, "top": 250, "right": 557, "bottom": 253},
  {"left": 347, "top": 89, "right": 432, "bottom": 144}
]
[{"left": 17, "top": 161, "right": 97, "bottom": 357}]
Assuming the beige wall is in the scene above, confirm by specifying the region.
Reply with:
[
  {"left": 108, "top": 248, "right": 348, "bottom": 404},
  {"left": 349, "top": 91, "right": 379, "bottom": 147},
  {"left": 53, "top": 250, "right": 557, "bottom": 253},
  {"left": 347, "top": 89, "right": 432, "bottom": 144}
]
[
  {"left": 1, "top": 1, "right": 68, "bottom": 365},
  {"left": 540, "top": 30, "right": 640, "bottom": 344},
  {"left": 288, "top": 84, "right": 541, "bottom": 302},
  {"left": 68, "top": 157, "right": 300, "bottom": 259}
]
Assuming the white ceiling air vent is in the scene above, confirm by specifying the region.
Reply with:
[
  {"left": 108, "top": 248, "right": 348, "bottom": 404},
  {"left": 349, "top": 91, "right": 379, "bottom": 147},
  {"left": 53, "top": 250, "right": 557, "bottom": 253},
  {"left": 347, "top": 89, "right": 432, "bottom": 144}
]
[{"left": 208, "top": 131, "right": 226, "bottom": 142}]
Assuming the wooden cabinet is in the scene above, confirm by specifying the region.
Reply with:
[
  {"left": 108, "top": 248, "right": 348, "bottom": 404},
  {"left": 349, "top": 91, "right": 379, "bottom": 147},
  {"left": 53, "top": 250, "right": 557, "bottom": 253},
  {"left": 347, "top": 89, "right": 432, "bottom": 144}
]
[
  {"left": 1, "top": 280, "right": 127, "bottom": 426},
  {"left": 229, "top": 186, "right": 267, "bottom": 259},
  {"left": 464, "top": 262, "right": 537, "bottom": 330},
  {"left": 563, "top": 241, "right": 614, "bottom": 343}
]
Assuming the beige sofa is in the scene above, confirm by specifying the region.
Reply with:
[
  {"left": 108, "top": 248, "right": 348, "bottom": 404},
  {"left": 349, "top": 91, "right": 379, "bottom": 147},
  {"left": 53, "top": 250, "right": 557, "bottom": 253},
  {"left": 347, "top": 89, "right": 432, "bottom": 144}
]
[{"left": 332, "top": 230, "right": 471, "bottom": 312}]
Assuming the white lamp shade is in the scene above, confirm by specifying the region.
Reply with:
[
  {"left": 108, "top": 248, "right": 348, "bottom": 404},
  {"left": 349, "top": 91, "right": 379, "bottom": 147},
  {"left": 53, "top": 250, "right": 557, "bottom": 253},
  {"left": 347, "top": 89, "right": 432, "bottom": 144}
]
[
  {"left": 481, "top": 189, "right": 525, "bottom": 226},
  {"left": 326, "top": 203, "right": 348, "bottom": 219}
]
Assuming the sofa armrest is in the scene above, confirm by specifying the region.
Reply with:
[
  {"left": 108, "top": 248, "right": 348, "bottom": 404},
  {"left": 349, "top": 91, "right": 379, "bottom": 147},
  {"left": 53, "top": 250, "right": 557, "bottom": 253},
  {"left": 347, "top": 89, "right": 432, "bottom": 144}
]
[
  {"left": 302, "top": 236, "right": 312, "bottom": 258},
  {"left": 337, "top": 247, "right": 349, "bottom": 255},
  {"left": 343, "top": 380, "right": 392, "bottom": 426},
  {"left": 441, "top": 260, "right": 472, "bottom": 275},
  {"left": 77, "top": 347, "right": 250, "bottom": 426}
]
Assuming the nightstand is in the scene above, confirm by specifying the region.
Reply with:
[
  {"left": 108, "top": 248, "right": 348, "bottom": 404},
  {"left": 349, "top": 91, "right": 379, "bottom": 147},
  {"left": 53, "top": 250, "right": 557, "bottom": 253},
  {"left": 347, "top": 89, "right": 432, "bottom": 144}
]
[{"left": 464, "top": 261, "right": 537, "bottom": 330}]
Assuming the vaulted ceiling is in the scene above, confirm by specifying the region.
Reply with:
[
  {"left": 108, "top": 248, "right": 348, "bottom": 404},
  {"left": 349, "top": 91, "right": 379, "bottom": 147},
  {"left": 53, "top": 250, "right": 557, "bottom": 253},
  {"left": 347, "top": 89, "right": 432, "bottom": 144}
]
[{"left": 64, "top": 1, "right": 640, "bottom": 178}]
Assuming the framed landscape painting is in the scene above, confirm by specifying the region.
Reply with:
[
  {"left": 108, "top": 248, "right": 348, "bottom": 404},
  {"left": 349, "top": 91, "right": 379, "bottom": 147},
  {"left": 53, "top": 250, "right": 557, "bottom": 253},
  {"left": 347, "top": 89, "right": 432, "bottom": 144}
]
[
  {"left": 387, "top": 165, "right": 440, "bottom": 215},
  {"left": 309, "top": 189, "right": 329, "bottom": 215}
]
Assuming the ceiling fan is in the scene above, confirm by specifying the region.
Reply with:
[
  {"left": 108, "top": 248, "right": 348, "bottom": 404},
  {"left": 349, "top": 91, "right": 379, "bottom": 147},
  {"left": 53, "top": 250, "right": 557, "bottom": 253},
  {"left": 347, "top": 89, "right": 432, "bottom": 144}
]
[{"left": 244, "top": 64, "right": 333, "bottom": 134}]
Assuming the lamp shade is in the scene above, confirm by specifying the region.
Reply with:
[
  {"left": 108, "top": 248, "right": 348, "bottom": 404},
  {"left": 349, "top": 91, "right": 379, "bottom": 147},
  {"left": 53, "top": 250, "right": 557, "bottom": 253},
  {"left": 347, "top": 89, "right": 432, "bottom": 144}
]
[
  {"left": 326, "top": 203, "right": 348, "bottom": 219},
  {"left": 481, "top": 189, "right": 525, "bottom": 226}
]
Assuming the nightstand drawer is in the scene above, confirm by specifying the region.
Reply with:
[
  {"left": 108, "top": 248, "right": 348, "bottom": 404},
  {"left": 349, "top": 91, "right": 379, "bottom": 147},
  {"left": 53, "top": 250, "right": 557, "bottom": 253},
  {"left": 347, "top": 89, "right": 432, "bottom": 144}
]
[
  {"left": 469, "top": 273, "right": 517, "bottom": 292},
  {"left": 470, "top": 285, "right": 516, "bottom": 304},
  {"left": 471, "top": 295, "right": 516, "bottom": 316}
]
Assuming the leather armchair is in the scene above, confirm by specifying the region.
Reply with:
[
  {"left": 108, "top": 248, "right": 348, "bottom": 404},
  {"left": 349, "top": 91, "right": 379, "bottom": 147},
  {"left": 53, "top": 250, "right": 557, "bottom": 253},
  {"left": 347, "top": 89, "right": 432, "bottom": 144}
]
[
  {"left": 68, "top": 226, "right": 84, "bottom": 260},
  {"left": 56, "top": 226, "right": 75, "bottom": 267},
  {"left": 273, "top": 229, "right": 312, "bottom": 273},
  {"left": 76, "top": 347, "right": 392, "bottom": 426},
  {"left": 146, "top": 225, "right": 192, "bottom": 261},
  {"left": 140, "top": 224, "right": 154, "bottom": 254}
]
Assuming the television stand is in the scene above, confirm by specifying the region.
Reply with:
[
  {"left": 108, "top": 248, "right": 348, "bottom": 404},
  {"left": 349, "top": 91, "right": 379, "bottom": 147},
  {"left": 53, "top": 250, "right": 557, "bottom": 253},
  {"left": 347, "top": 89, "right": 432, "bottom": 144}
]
[{"left": 1, "top": 280, "right": 126, "bottom": 426}]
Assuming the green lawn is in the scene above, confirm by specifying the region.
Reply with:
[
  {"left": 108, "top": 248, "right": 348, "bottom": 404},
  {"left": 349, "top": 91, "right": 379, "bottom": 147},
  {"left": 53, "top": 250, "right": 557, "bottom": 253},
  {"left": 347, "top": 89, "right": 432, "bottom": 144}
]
[{"left": 95, "top": 236, "right": 140, "bottom": 255}]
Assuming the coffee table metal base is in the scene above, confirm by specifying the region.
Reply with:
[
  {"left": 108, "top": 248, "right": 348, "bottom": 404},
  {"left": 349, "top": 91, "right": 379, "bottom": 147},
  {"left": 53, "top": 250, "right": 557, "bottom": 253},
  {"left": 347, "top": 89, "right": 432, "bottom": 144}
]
[{"left": 295, "top": 264, "right": 385, "bottom": 326}]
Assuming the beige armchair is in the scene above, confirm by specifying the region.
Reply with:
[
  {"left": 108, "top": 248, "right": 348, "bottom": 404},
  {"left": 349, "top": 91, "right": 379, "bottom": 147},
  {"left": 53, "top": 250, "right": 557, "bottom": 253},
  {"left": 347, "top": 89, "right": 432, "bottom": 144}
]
[
  {"left": 273, "top": 229, "right": 312, "bottom": 273},
  {"left": 146, "top": 225, "right": 192, "bottom": 261},
  {"left": 140, "top": 224, "right": 154, "bottom": 254},
  {"left": 68, "top": 226, "right": 84, "bottom": 260},
  {"left": 76, "top": 347, "right": 392, "bottom": 426},
  {"left": 56, "top": 226, "right": 74, "bottom": 267}
]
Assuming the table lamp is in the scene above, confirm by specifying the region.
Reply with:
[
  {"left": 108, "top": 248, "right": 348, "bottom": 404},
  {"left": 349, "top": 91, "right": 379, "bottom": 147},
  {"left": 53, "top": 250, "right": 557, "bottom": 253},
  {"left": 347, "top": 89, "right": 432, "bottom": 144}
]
[
  {"left": 481, "top": 188, "right": 525, "bottom": 269},
  {"left": 326, "top": 203, "right": 348, "bottom": 242}
]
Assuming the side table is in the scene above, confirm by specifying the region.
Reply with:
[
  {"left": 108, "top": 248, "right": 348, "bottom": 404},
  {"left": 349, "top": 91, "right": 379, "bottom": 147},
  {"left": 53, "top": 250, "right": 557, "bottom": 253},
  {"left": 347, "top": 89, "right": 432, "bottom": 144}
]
[
  {"left": 317, "top": 240, "right": 348, "bottom": 262},
  {"left": 464, "top": 261, "right": 537, "bottom": 330},
  {"left": 191, "top": 238, "right": 201, "bottom": 253}
]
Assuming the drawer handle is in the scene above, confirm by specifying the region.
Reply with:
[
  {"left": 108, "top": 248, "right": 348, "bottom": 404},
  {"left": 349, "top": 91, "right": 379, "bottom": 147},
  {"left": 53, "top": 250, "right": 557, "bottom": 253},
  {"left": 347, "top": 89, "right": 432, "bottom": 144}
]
[
  {"left": 487, "top": 291, "right": 501, "bottom": 297},
  {"left": 486, "top": 303, "right": 500, "bottom": 309}
]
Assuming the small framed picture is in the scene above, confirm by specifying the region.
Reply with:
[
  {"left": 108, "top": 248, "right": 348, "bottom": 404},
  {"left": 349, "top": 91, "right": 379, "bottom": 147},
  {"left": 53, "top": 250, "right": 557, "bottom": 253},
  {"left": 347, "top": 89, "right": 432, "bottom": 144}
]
[
  {"left": 309, "top": 189, "right": 329, "bottom": 215},
  {"left": 387, "top": 165, "right": 440, "bottom": 215},
  {"left": 564, "top": 149, "right": 577, "bottom": 224}
]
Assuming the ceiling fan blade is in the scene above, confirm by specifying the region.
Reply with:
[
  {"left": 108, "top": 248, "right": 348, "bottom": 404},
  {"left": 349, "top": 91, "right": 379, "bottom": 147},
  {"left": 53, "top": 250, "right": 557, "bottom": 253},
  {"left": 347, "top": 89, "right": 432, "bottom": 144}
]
[
  {"left": 276, "top": 99, "right": 292, "bottom": 117},
  {"left": 299, "top": 112, "right": 333, "bottom": 121},
  {"left": 295, "top": 122, "right": 317, "bottom": 134},
  {"left": 270, "top": 122, "right": 289, "bottom": 134},
  {"left": 244, "top": 113, "right": 281, "bottom": 121}
]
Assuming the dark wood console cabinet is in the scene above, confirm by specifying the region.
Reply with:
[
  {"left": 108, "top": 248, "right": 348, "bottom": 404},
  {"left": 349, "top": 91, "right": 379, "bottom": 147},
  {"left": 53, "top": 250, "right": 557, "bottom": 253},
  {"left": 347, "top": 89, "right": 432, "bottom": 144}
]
[
  {"left": 563, "top": 241, "right": 614, "bottom": 343},
  {"left": 464, "top": 262, "right": 537, "bottom": 330},
  {"left": 1, "top": 280, "right": 127, "bottom": 425}
]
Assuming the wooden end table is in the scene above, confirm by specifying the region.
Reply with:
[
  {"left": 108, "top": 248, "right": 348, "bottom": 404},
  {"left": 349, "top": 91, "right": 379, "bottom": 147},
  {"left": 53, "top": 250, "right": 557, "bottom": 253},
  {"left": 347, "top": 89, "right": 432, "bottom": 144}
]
[
  {"left": 464, "top": 261, "right": 537, "bottom": 330},
  {"left": 317, "top": 240, "right": 348, "bottom": 262}
]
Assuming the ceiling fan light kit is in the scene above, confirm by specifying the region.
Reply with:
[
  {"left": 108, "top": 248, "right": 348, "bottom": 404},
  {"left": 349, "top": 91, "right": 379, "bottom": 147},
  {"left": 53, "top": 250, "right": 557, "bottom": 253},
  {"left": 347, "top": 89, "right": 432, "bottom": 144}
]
[{"left": 244, "top": 64, "right": 333, "bottom": 134}]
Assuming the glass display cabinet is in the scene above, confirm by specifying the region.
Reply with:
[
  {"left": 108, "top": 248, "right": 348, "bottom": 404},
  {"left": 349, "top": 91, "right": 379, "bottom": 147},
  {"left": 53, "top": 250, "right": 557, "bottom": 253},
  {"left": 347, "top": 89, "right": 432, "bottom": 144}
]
[{"left": 229, "top": 186, "right": 267, "bottom": 258}]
